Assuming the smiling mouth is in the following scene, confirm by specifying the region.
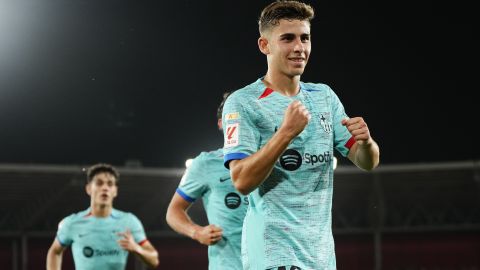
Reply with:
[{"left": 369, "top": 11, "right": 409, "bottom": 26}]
[{"left": 289, "top": 58, "right": 305, "bottom": 62}]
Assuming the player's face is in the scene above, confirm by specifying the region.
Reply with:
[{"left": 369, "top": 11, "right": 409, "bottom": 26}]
[
  {"left": 265, "top": 19, "right": 311, "bottom": 78},
  {"left": 86, "top": 172, "right": 118, "bottom": 207}
]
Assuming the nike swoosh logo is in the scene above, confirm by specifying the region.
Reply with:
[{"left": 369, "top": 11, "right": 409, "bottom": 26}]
[
  {"left": 220, "top": 176, "right": 230, "bottom": 182},
  {"left": 78, "top": 233, "right": 89, "bottom": 238}
]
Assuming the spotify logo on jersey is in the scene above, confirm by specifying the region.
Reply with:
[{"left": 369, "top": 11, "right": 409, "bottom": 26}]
[
  {"left": 224, "top": 192, "right": 241, "bottom": 209},
  {"left": 83, "top": 246, "right": 94, "bottom": 258},
  {"left": 280, "top": 149, "right": 302, "bottom": 171}
]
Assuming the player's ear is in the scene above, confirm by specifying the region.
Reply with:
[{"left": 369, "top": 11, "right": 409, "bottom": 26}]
[
  {"left": 85, "top": 183, "right": 91, "bottom": 195},
  {"left": 258, "top": 36, "right": 270, "bottom": 55},
  {"left": 112, "top": 185, "right": 118, "bottom": 198}
]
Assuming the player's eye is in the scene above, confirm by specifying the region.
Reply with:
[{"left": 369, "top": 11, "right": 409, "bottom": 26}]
[
  {"left": 281, "top": 34, "right": 294, "bottom": 41},
  {"left": 301, "top": 35, "right": 310, "bottom": 42}
]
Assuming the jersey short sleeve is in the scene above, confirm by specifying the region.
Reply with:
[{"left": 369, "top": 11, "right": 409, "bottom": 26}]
[
  {"left": 128, "top": 213, "right": 147, "bottom": 244},
  {"left": 177, "top": 153, "right": 209, "bottom": 202},
  {"left": 56, "top": 215, "right": 74, "bottom": 246},
  {"left": 328, "top": 86, "right": 355, "bottom": 157},
  {"left": 222, "top": 92, "right": 261, "bottom": 168}
]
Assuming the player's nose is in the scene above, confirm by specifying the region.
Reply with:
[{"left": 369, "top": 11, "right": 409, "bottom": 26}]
[{"left": 293, "top": 38, "right": 305, "bottom": 52}]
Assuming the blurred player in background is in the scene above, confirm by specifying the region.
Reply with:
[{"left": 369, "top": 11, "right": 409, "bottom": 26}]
[
  {"left": 46, "top": 163, "right": 159, "bottom": 270},
  {"left": 166, "top": 92, "right": 248, "bottom": 270}
]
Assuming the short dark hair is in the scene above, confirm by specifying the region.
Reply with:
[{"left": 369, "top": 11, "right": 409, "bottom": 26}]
[
  {"left": 86, "top": 163, "right": 119, "bottom": 184},
  {"left": 217, "top": 91, "right": 232, "bottom": 120},
  {"left": 259, "top": 0, "right": 315, "bottom": 34}
]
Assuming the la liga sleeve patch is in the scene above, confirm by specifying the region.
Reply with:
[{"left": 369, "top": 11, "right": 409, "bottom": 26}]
[{"left": 225, "top": 123, "right": 239, "bottom": 148}]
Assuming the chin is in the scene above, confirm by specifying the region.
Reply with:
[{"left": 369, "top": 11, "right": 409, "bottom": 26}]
[
  {"left": 289, "top": 66, "right": 305, "bottom": 74},
  {"left": 98, "top": 199, "right": 110, "bottom": 205},
  {"left": 289, "top": 70, "right": 304, "bottom": 77}
]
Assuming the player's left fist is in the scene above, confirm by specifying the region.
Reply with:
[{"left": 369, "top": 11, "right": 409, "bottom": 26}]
[
  {"left": 341, "top": 117, "right": 372, "bottom": 146},
  {"left": 117, "top": 229, "right": 140, "bottom": 253}
]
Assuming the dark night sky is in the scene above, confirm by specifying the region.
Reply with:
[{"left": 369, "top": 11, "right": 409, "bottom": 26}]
[{"left": 0, "top": 0, "right": 476, "bottom": 168}]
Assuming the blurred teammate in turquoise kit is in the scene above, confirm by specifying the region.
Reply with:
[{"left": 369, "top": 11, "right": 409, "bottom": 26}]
[
  {"left": 222, "top": 1, "right": 380, "bottom": 269},
  {"left": 46, "top": 163, "right": 159, "bottom": 270},
  {"left": 166, "top": 92, "right": 248, "bottom": 270}
]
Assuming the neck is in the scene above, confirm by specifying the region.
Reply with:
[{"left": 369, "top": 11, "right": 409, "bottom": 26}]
[
  {"left": 90, "top": 203, "right": 112, "bottom": 217},
  {"left": 263, "top": 70, "right": 300, "bottom": 96}
]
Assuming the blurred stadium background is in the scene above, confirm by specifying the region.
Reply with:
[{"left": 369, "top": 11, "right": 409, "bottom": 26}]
[{"left": 1, "top": 160, "right": 479, "bottom": 270}]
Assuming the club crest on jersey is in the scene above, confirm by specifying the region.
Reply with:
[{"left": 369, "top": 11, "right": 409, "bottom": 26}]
[
  {"left": 225, "top": 123, "right": 239, "bottom": 148},
  {"left": 320, "top": 113, "right": 332, "bottom": 134}
]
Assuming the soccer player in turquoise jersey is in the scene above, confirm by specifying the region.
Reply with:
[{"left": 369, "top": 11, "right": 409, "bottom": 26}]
[
  {"left": 222, "top": 1, "right": 380, "bottom": 270},
  {"left": 47, "top": 163, "right": 159, "bottom": 270},
  {"left": 166, "top": 92, "right": 248, "bottom": 270}
]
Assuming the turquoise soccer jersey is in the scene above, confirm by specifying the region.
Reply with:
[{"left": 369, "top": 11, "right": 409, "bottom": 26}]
[
  {"left": 177, "top": 148, "right": 248, "bottom": 270},
  {"left": 222, "top": 79, "right": 355, "bottom": 270},
  {"left": 56, "top": 208, "right": 147, "bottom": 270}
]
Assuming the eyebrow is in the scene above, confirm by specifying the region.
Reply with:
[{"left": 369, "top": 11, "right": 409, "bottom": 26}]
[
  {"left": 279, "top": 33, "right": 311, "bottom": 38},
  {"left": 279, "top": 33, "right": 295, "bottom": 38}
]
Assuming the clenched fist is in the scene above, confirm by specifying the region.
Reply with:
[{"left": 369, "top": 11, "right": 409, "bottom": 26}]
[{"left": 279, "top": 100, "right": 311, "bottom": 139}]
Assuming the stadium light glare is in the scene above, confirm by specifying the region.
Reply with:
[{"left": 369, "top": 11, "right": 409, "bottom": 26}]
[{"left": 185, "top": 158, "right": 193, "bottom": 168}]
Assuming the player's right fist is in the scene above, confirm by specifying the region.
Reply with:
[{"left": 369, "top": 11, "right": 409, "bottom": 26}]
[
  {"left": 280, "top": 100, "right": 311, "bottom": 139},
  {"left": 192, "top": 224, "right": 223, "bottom": 246}
]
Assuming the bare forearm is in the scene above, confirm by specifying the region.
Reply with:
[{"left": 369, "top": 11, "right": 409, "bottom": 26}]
[
  {"left": 134, "top": 245, "right": 159, "bottom": 269},
  {"left": 231, "top": 129, "right": 294, "bottom": 194},
  {"left": 46, "top": 251, "right": 62, "bottom": 270},
  {"left": 351, "top": 139, "right": 380, "bottom": 171},
  {"left": 166, "top": 206, "right": 200, "bottom": 240}
]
